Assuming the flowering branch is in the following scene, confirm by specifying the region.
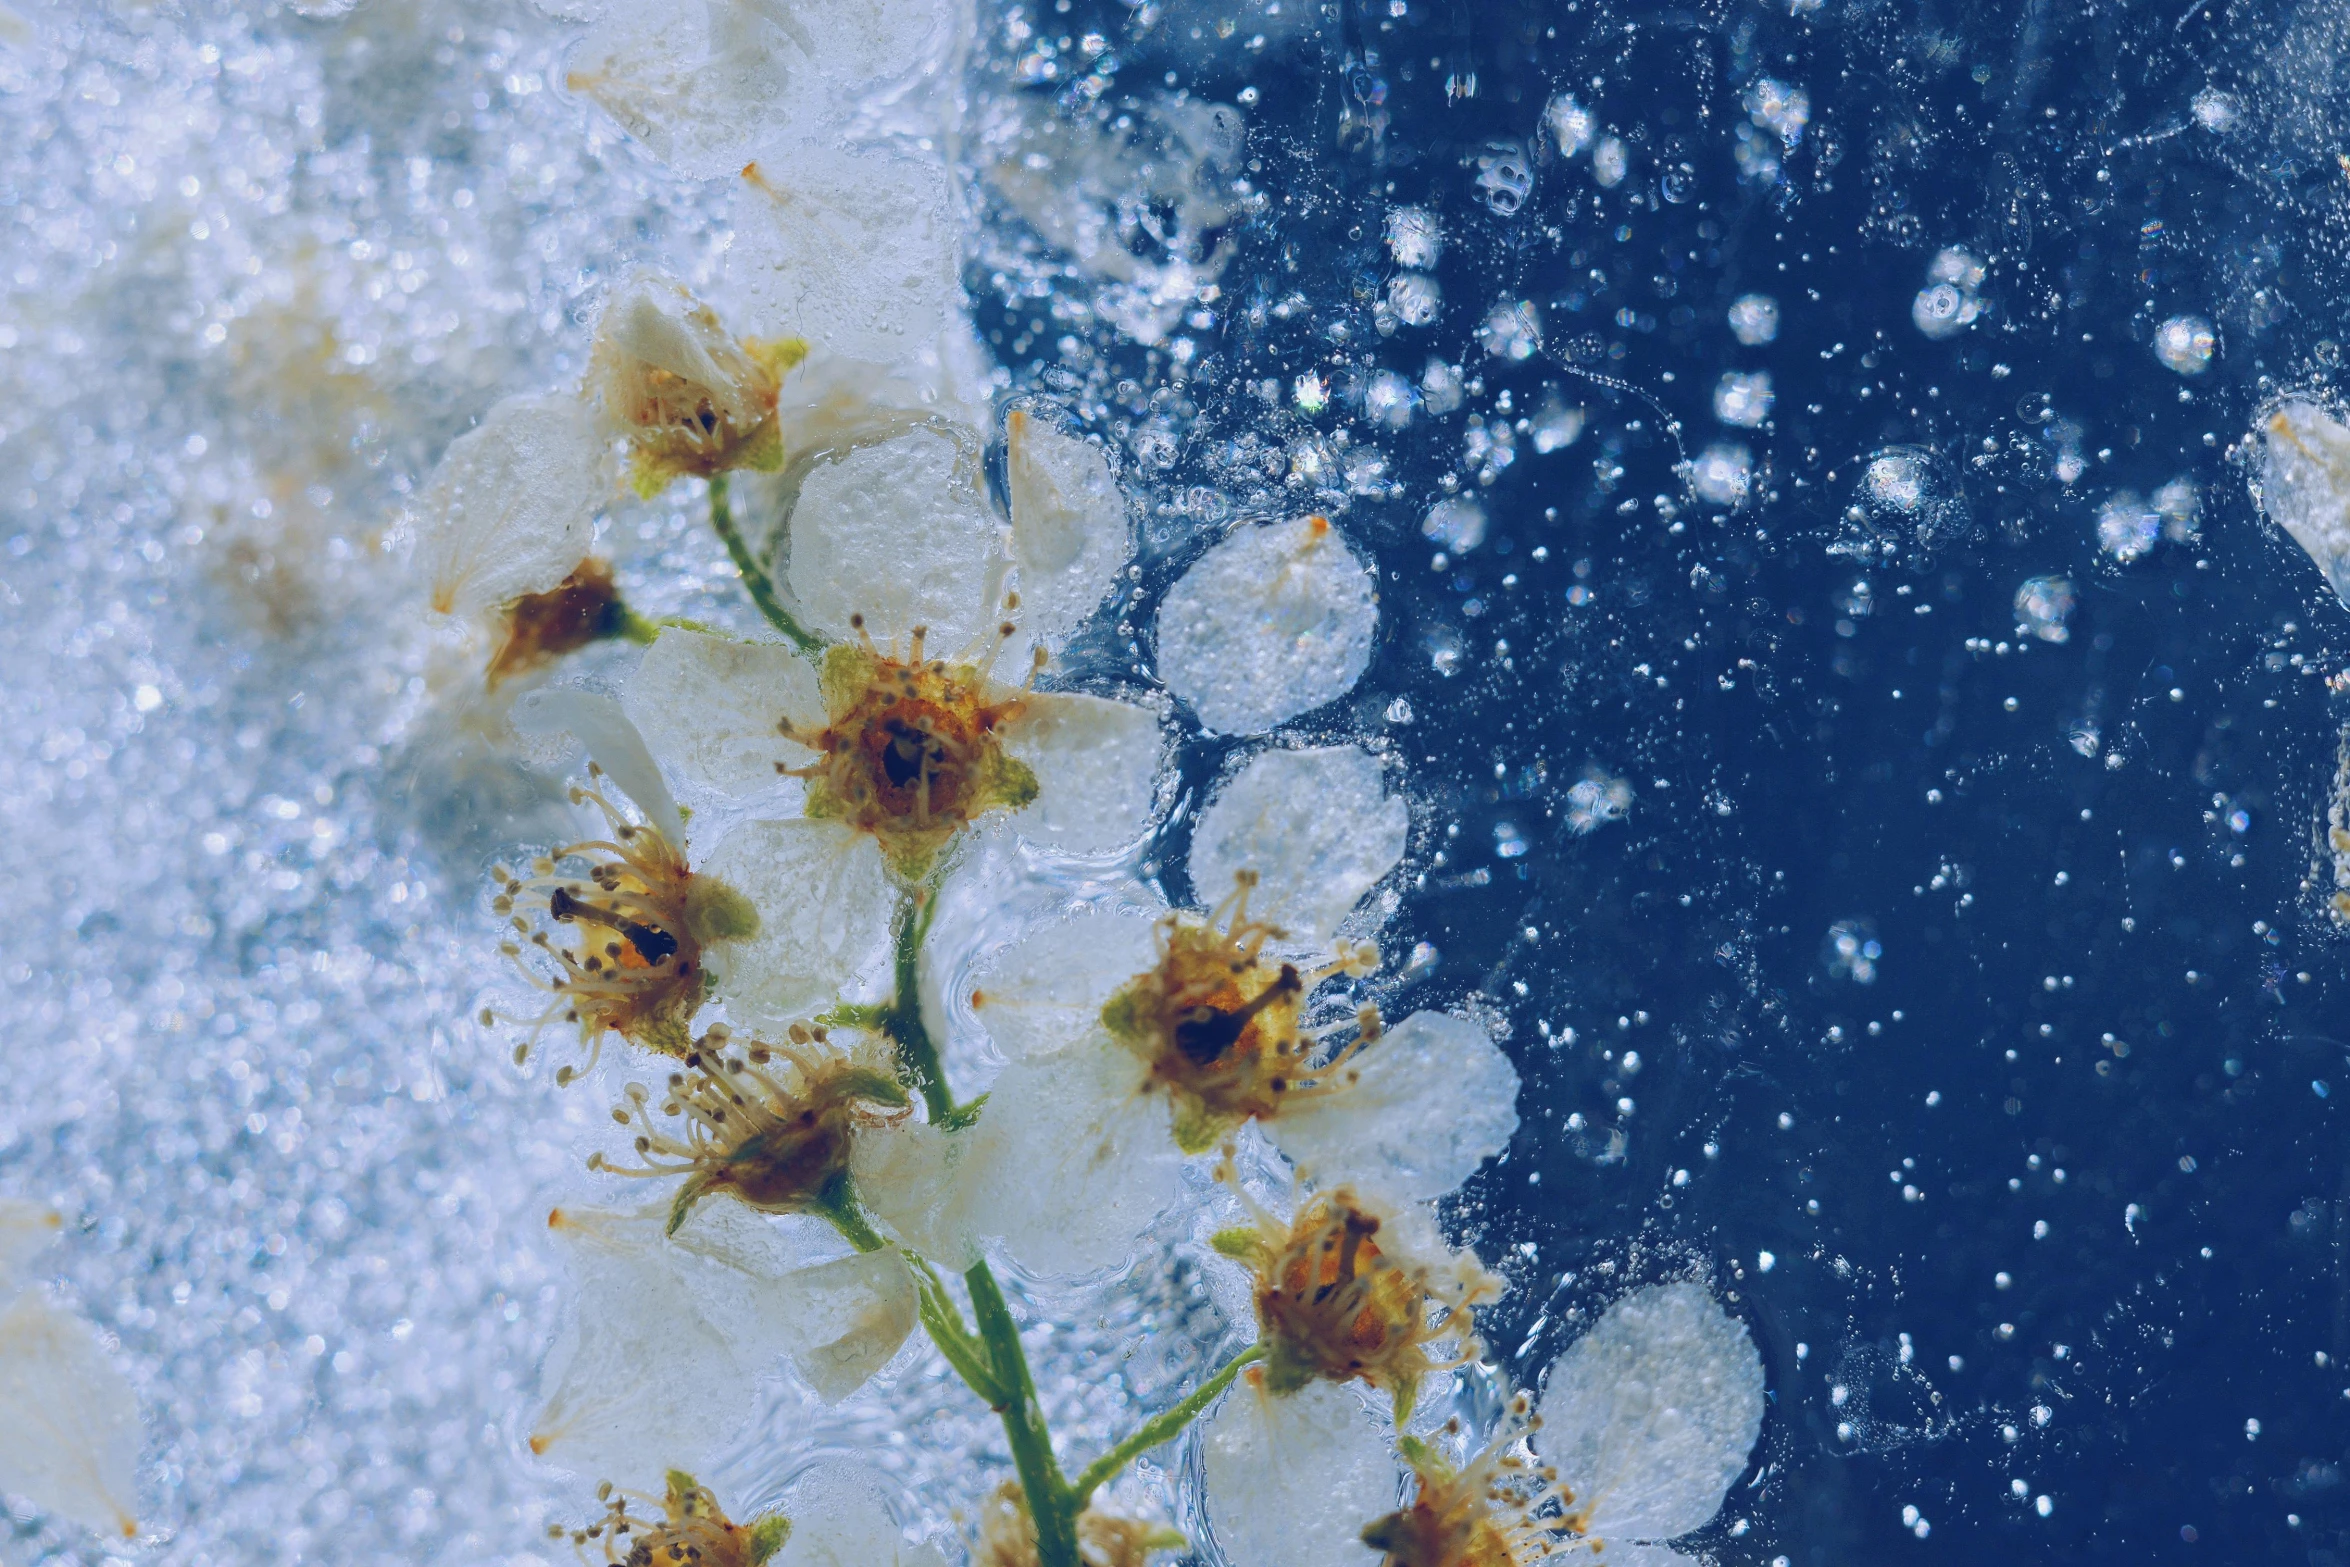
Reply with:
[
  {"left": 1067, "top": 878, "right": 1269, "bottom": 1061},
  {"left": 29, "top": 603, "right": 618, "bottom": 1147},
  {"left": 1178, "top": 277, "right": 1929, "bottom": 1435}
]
[
  {"left": 1070, "top": 1343, "right": 1264, "bottom": 1506},
  {"left": 963, "top": 1259, "right": 1084, "bottom": 1567},
  {"left": 706, "top": 473, "right": 821, "bottom": 653}
]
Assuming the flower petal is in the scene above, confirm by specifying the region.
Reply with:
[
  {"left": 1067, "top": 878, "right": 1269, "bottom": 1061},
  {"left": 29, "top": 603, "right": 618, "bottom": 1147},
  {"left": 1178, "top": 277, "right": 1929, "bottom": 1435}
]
[
  {"left": 1267, "top": 1011, "right": 1518, "bottom": 1206},
  {"left": 624, "top": 628, "right": 823, "bottom": 800},
  {"left": 512, "top": 687, "right": 687, "bottom": 853},
  {"left": 775, "top": 1248, "right": 918, "bottom": 1402},
  {"left": 848, "top": 1117, "right": 981, "bottom": 1271},
  {"left": 698, "top": 818, "right": 896, "bottom": 1026},
  {"left": 1000, "top": 692, "right": 1165, "bottom": 856},
  {"left": 0, "top": 1291, "right": 140, "bottom": 1539},
  {"left": 1534, "top": 1282, "right": 1765, "bottom": 1544},
  {"left": 960, "top": 1042, "right": 1182, "bottom": 1276},
  {"left": 1155, "top": 516, "right": 1378, "bottom": 735},
  {"left": 1189, "top": 745, "right": 1407, "bottom": 942},
  {"left": 564, "top": 0, "right": 808, "bottom": 182},
  {"left": 784, "top": 428, "right": 1003, "bottom": 651},
  {"left": 968, "top": 906, "right": 1163, "bottom": 1061},
  {"left": 777, "top": 1460, "right": 949, "bottom": 1567},
  {"left": 2257, "top": 400, "right": 2350, "bottom": 604},
  {"left": 0, "top": 1200, "right": 60, "bottom": 1290},
  {"left": 735, "top": 147, "right": 961, "bottom": 365},
  {"left": 1201, "top": 1377, "right": 1394, "bottom": 1567},
  {"left": 419, "top": 393, "right": 607, "bottom": 619},
  {"left": 1007, "top": 411, "right": 1130, "bottom": 646}
]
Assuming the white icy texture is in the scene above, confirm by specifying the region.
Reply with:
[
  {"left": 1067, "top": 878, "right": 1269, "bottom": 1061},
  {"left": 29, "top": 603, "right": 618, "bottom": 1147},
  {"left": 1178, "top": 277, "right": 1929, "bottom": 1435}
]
[
  {"left": 0, "top": 1200, "right": 60, "bottom": 1283},
  {"left": 734, "top": 147, "right": 964, "bottom": 365},
  {"left": 625, "top": 628, "right": 823, "bottom": 800},
  {"left": 532, "top": 1202, "right": 915, "bottom": 1477},
  {"left": 1188, "top": 745, "right": 1407, "bottom": 942},
  {"left": 1156, "top": 517, "right": 1380, "bottom": 735},
  {"left": 2255, "top": 399, "right": 2350, "bottom": 605},
  {"left": 785, "top": 428, "right": 1004, "bottom": 650},
  {"left": 418, "top": 394, "right": 609, "bottom": 619},
  {"left": 774, "top": 1460, "right": 951, "bottom": 1567},
  {"left": 1535, "top": 1282, "right": 1766, "bottom": 1546},
  {"left": 1267, "top": 1010, "right": 1520, "bottom": 1206},
  {"left": 1202, "top": 1378, "right": 1394, "bottom": 1567},
  {"left": 1006, "top": 410, "right": 1131, "bottom": 646}
]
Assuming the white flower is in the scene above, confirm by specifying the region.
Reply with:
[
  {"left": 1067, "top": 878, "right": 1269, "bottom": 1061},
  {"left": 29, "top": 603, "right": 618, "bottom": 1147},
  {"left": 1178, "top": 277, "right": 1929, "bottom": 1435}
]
[
  {"left": 0, "top": 1200, "right": 140, "bottom": 1540},
  {"left": 1156, "top": 515, "right": 1379, "bottom": 735},
  {"left": 1005, "top": 409, "right": 1132, "bottom": 651},
  {"left": 955, "top": 745, "right": 1511, "bottom": 1274},
  {"left": 504, "top": 688, "right": 895, "bottom": 1056},
  {"left": 589, "top": 268, "right": 810, "bottom": 495},
  {"left": 1533, "top": 1282, "right": 1766, "bottom": 1560},
  {"left": 529, "top": 1200, "right": 916, "bottom": 1479},
  {"left": 1199, "top": 1377, "right": 1395, "bottom": 1567},
  {"left": 563, "top": 0, "right": 962, "bottom": 182},
  {"left": 2255, "top": 399, "right": 2350, "bottom": 605},
  {"left": 419, "top": 393, "right": 611, "bottom": 619}
]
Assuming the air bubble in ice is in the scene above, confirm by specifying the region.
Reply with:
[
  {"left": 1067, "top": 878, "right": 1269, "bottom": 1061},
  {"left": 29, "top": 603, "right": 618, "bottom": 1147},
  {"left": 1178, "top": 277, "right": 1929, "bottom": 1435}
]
[
  {"left": 1911, "top": 248, "right": 1986, "bottom": 339},
  {"left": 2095, "top": 491, "right": 2161, "bottom": 563},
  {"left": 2191, "top": 87, "right": 2240, "bottom": 132},
  {"left": 1714, "top": 371, "right": 1774, "bottom": 428},
  {"left": 1689, "top": 443, "right": 1754, "bottom": 508},
  {"left": 1386, "top": 206, "right": 1442, "bottom": 268},
  {"left": 1423, "top": 496, "right": 1487, "bottom": 552},
  {"left": 1385, "top": 273, "right": 1441, "bottom": 328},
  {"left": 1833, "top": 446, "right": 1968, "bottom": 562},
  {"left": 1744, "top": 77, "right": 1811, "bottom": 148},
  {"left": 1364, "top": 370, "right": 1418, "bottom": 428},
  {"left": 2153, "top": 477, "right": 2200, "bottom": 541},
  {"left": 1475, "top": 140, "right": 1534, "bottom": 215},
  {"left": 2152, "top": 315, "right": 2215, "bottom": 376},
  {"left": 1592, "top": 136, "right": 1629, "bottom": 187},
  {"left": 1545, "top": 93, "right": 1595, "bottom": 158},
  {"left": 1866, "top": 452, "right": 1926, "bottom": 511},
  {"left": 1530, "top": 391, "right": 1584, "bottom": 453},
  {"left": 1478, "top": 300, "right": 1542, "bottom": 360},
  {"left": 1728, "top": 293, "right": 1780, "bottom": 345},
  {"left": 1823, "top": 920, "right": 1881, "bottom": 983},
  {"left": 1421, "top": 358, "right": 1465, "bottom": 415},
  {"left": 2014, "top": 576, "right": 2076, "bottom": 643},
  {"left": 1566, "top": 770, "right": 1634, "bottom": 834}
]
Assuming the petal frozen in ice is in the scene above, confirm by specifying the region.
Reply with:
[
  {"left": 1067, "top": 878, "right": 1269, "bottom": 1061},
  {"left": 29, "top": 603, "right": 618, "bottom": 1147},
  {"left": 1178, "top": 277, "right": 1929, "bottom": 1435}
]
[
  {"left": 0, "top": 1200, "right": 60, "bottom": 1288},
  {"left": 1188, "top": 745, "right": 1407, "bottom": 942},
  {"left": 769, "top": 351, "right": 943, "bottom": 473},
  {"left": 1535, "top": 1282, "right": 1766, "bottom": 1545},
  {"left": 624, "top": 628, "right": 823, "bottom": 800},
  {"left": 1000, "top": 692, "right": 1165, "bottom": 856},
  {"left": 735, "top": 148, "right": 962, "bottom": 365},
  {"left": 531, "top": 1202, "right": 912, "bottom": 1475},
  {"left": 960, "top": 1043, "right": 1183, "bottom": 1276},
  {"left": 697, "top": 818, "right": 895, "bottom": 1026},
  {"left": 1007, "top": 411, "right": 1131, "bottom": 647},
  {"left": 593, "top": 267, "right": 770, "bottom": 430},
  {"left": 1155, "top": 517, "right": 1379, "bottom": 735},
  {"left": 1267, "top": 1010, "right": 1519, "bottom": 1206},
  {"left": 2255, "top": 400, "right": 2350, "bottom": 605},
  {"left": 967, "top": 906, "right": 1163, "bottom": 1061},
  {"left": 784, "top": 428, "right": 1003, "bottom": 652},
  {"left": 564, "top": 0, "right": 810, "bottom": 182},
  {"left": 1201, "top": 1377, "right": 1394, "bottom": 1567},
  {"left": 0, "top": 1292, "right": 140, "bottom": 1539},
  {"left": 848, "top": 1117, "right": 981, "bottom": 1271},
  {"left": 775, "top": 1459, "right": 951, "bottom": 1567},
  {"left": 512, "top": 687, "right": 688, "bottom": 853},
  {"left": 418, "top": 393, "right": 607, "bottom": 620}
]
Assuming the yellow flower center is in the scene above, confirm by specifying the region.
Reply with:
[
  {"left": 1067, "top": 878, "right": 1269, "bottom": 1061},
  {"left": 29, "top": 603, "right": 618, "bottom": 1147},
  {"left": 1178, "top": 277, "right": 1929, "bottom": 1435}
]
[
  {"left": 784, "top": 627, "right": 1038, "bottom": 876},
  {"left": 1361, "top": 1417, "right": 1571, "bottom": 1567},
  {"left": 553, "top": 1472, "right": 787, "bottom": 1567}
]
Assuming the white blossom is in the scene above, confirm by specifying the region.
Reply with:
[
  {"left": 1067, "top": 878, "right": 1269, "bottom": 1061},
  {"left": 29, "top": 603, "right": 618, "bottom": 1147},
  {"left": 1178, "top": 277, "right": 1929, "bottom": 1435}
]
[
  {"left": 2255, "top": 399, "right": 2350, "bottom": 605},
  {"left": 418, "top": 394, "right": 610, "bottom": 620},
  {"left": 0, "top": 1200, "right": 140, "bottom": 1540},
  {"left": 1200, "top": 1376, "right": 1395, "bottom": 1567},
  {"left": 770, "top": 1460, "right": 951, "bottom": 1567}
]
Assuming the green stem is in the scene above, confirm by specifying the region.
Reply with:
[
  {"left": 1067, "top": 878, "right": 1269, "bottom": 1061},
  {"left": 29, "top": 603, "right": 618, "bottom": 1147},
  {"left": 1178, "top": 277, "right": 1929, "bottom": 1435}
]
[
  {"left": 1069, "top": 1342, "right": 1265, "bottom": 1506},
  {"left": 813, "top": 1173, "right": 888, "bottom": 1255},
  {"left": 882, "top": 887, "right": 958, "bottom": 1126},
  {"left": 707, "top": 473, "right": 821, "bottom": 653},
  {"left": 966, "top": 1260, "right": 1082, "bottom": 1567}
]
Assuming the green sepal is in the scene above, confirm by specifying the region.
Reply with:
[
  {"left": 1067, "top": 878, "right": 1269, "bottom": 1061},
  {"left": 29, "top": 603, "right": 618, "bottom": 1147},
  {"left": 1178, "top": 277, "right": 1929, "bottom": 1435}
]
[
  {"left": 838, "top": 1066, "right": 912, "bottom": 1110},
  {"left": 940, "top": 1091, "right": 988, "bottom": 1131},
  {"left": 666, "top": 1171, "right": 717, "bottom": 1236},
  {"left": 1208, "top": 1226, "right": 1266, "bottom": 1265},
  {"left": 747, "top": 1513, "right": 792, "bottom": 1564},
  {"left": 1170, "top": 1101, "right": 1242, "bottom": 1156},
  {"left": 685, "top": 873, "right": 761, "bottom": 944}
]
